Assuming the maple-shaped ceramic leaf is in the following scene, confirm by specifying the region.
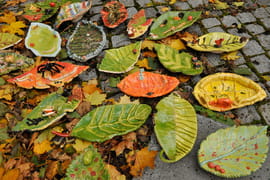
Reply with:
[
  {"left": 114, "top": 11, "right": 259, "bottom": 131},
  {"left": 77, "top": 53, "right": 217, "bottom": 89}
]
[
  {"left": 187, "top": 32, "right": 249, "bottom": 53},
  {"left": 98, "top": 42, "right": 142, "bottom": 73},
  {"left": 154, "top": 43, "right": 203, "bottom": 75},
  {"left": 0, "top": 33, "right": 22, "bottom": 50},
  {"left": 154, "top": 93, "right": 197, "bottom": 163},
  {"left": 71, "top": 104, "right": 151, "bottom": 142},
  {"left": 198, "top": 126, "right": 269, "bottom": 178},
  {"left": 149, "top": 11, "right": 201, "bottom": 40},
  {"left": 65, "top": 145, "right": 110, "bottom": 180},
  {"left": 193, "top": 73, "right": 267, "bottom": 111},
  {"left": 117, "top": 71, "right": 179, "bottom": 98},
  {"left": 127, "top": 9, "right": 153, "bottom": 39}
]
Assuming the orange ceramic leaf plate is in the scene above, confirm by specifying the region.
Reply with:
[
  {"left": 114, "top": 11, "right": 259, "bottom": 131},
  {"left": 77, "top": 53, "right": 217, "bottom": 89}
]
[
  {"left": 117, "top": 71, "right": 179, "bottom": 98},
  {"left": 7, "top": 61, "right": 88, "bottom": 89}
]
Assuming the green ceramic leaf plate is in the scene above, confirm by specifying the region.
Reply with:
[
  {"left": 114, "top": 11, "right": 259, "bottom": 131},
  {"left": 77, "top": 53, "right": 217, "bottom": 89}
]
[
  {"left": 149, "top": 11, "right": 201, "bottom": 40},
  {"left": 98, "top": 42, "right": 142, "bottom": 73},
  {"left": 198, "top": 126, "right": 269, "bottom": 178},
  {"left": 0, "top": 33, "right": 22, "bottom": 50},
  {"left": 187, "top": 32, "right": 249, "bottom": 53},
  {"left": 0, "top": 53, "right": 34, "bottom": 75},
  {"left": 154, "top": 93, "right": 197, "bottom": 163},
  {"left": 154, "top": 43, "right": 203, "bottom": 75},
  {"left": 12, "top": 93, "right": 80, "bottom": 131},
  {"left": 71, "top": 104, "right": 152, "bottom": 142},
  {"left": 65, "top": 144, "right": 110, "bottom": 180}
]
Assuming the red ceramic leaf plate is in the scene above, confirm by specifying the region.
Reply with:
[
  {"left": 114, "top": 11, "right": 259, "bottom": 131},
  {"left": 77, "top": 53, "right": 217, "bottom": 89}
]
[
  {"left": 7, "top": 61, "right": 88, "bottom": 89},
  {"left": 117, "top": 71, "right": 179, "bottom": 98},
  {"left": 100, "top": 1, "right": 128, "bottom": 28}
]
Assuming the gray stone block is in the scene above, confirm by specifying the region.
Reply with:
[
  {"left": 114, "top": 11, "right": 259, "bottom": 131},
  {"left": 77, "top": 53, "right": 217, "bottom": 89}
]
[
  {"left": 111, "top": 34, "right": 131, "bottom": 48},
  {"left": 245, "top": 24, "right": 265, "bottom": 35},
  {"left": 234, "top": 52, "right": 246, "bottom": 65},
  {"left": 236, "top": 12, "right": 256, "bottom": 23},
  {"left": 205, "top": 53, "right": 225, "bottom": 67},
  {"left": 258, "top": 103, "right": 270, "bottom": 125},
  {"left": 119, "top": 0, "right": 134, "bottom": 7},
  {"left": 242, "top": 40, "right": 265, "bottom": 56},
  {"left": 90, "top": 14, "right": 101, "bottom": 23},
  {"left": 234, "top": 106, "right": 261, "bottom": 124},
  {"left": 186, "top": 24, "right": 203, "bottom": 36},
  {"left": 92, "top": 0, "right": 103, "bottom": 6},
  {"left": 156, "top": 6, "right": 171, "bottom": 15},
  {"left": 261, "top": 17, "right": 270, "bottom": 29},
  {"left": 173, "top": 2, "right": 191, "bottom": 10},
  {"left": 257, "top": 34, "right": 270, "bottom": 50},
  {"left": 207, "top": 26, "right": 224, "bottom": 33},
  {"left": 253, "top": 7, "right": 270, "bottom": 18},
  {"left": 145, "top": 7, "right": 158, "bottom": 18},
  {"left": 236, "top": 64, "right": 259, "bottom": 81},
  {"left": 257, "top": 0, "right": 270, "bottom": 5},
  {"left": 187, "top": 0, "right": 203, "bottom": 8},
  {"left": 79, "top": 68, "right": 98, "bottom": 81},
  {"left": 89, "top": 6, "right": 102, "bottom": 15},
  {"left": 227, "top": 28, "right": 251, "bottom": 38},
  {"left": 250, "top": 55, "right": 270, "bottom": 73},
  {"left": 221, "top": 15, "right": 240, "bottom": 27},
  {"left": 201, "top": 18, "right": 221, "bottom": 28},
  {"left": 266, "top": 7, "right": 270, "bottom": 14},
  {"left": 136, "top": 0, "right": 152, "bottom": 7},
  {"left": 127, "top": 7, "right": 138, "bottom": 19}
]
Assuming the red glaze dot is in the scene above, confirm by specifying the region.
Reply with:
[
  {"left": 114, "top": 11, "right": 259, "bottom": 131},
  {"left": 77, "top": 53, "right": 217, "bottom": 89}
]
[
  {"left": 255, "top": 152, "right": 258, "bottom": 155},
  {"left": 94, "top": 157, "right": 99, "bottom": 162},
  {"left": 219, "top": 169, "right": 225, "bottom": 173},
  {"left": 236, "top": 158, "right": 240, "bottom": 162},
  {"left": 255, "top": 144, "right": 258, "bottom": 149},
  {"left": 215, "top": 165, "right": 221, "bottom": 171},
  {"left": 33, "top": 16, "right": 38, "bottom": 21},
  {"left": 90, "top": 171, "right": 96, "bottom": 176},
  {"left": 49, "top": 2, "right": 56, "bottom": 7},
  {"left": 246, "top": 166, "right": 251, "bottom": 170},
  {"left": 207, "top": 162, "right": 215, "bottom": 169},
  {"left": 187, "top": 16, "right": 193, "bottom": 21},
  {"left": 29, "top": 43, "right": 35, "bottom": 47},
  {"left": 74, "top": 168, "right": 78, "bottom": 171},
  {"left": 70, "top": 174, "right": 75, "bottom": 178}
]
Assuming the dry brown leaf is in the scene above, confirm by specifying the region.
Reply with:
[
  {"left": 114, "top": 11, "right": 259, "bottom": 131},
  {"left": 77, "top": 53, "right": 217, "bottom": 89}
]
[
  {"left": 116, "top": 95, "right": 140, "bottom": 104},
  {"left": 2, "top": 168, "right": 20, "bottom": 180},
  {"left": 142, "top": 51, "right": 157, "bottom": 58},
  {"left": 136, "top": 58, "right": 152, "bottom": 70},
  {"left": 111, "top": 132, "right": 137, "bottom": 156},
  {"left": 106, "top": 164, "right": 126, "bottom": 180},
  {"left": 76, "top": 101, "right": 91, "bottom": 116},
  {"left": 33, "top": 139, "right": 53, "bottom": 155},
  {"left": 4, "top": 158, "right": 17, "bottom": 169},
  {"left": 0, "top": 167, "right": 5, "bottom": 179},
  {"left": 16, "top": 162, "right": 34, "bottom": 178},
  {"left": 161, "top": 38, "right": 186, "bottom": 50},
  {"left": 82, "top": 80, "right": 101, "bottom": 95},
  {"left": 141, "top": 40, "right": 156, "bottom": 50},
  {"left": 45, "top": 160, "right": 58, "bottom": 180},
  {"left": 178, "top": 75, "right": 191, "bottom": 83},
  {"left": 4, "top": 0, "right": 27, "bottom": 7},
  {"left": 180, "top": 32, "right": 198, "bottom": 42}
]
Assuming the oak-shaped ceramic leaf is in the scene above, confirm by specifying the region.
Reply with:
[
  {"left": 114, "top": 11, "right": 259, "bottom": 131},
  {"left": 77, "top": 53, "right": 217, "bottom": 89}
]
[
  {"left": 193, "top": 73, "right": 266, "bottom": 111},
  {"left": 198, "top": 126, "right": 269, "bottom": 178},
  {"left": 0, "top": 53, "right": 34, "bottom": 75},
  {"left": 25, "top": 23, "right": 61, "bottom": 57},
  {"left": 71, "top": 104, "right": 151, "bottom": 142},
  {"left": 98, "top": 42, "right": 141, "bottom": 73},
  {"left": 154, "top": 93, "right": 197, "bottom": 163},
  {"left": 0, "top": 33, "right": 22, "bottom": 50},
  {"left": 12, "top": 92, "right": 80, "bottom": 131},
  {"left": 65, "top": 145, "right": 110, "bottom": 180},
  {"left": 117, "top": 71, "right": 179, "bottom": 98},
  {"left": 149, "top": 11, "right": 201, "bottom": 40},
  {"left": 127, "top": 9, "right": 153, "bottom": 39},
  {"left": 154, "top": 43, "right": 203, "bottom": 75},
  {"left": 187, "top": 32, "right": 249, "bottom": 53}
]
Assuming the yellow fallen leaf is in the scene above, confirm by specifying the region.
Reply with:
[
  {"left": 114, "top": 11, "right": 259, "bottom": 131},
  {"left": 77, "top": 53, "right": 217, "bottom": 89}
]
[
  {"left": 168, "top": 0, "right": 176, "bottom": 4},
  {"left": 214, "top": 0, "right": 229, "bottom": 9},
  {"left": 221, "top": 51, "right": 240, "bottom": 61},
  {"left": 180, "top": 32, "right": 198, "bottom": 42},
  {"left": 0, "top": 167, "right": 4, "bottom": 179},
  {"left": 45, "top": 160, "right": 58, "bottom": 180},
  {"left": 161, "top": 7, "right": 169, "bottom": 12},
  {"left": 233, "top": 2, "right": 244, "bottom": 7},
  {"left": 0, "top": 11, "right": 16, "bottom": 24},
  {"left": 72, "top": 139, "right": 92, "bottom": 152},
  {"left": 262, "top": 75, "right": 270, "bottom": 81},
  {"left": 0, "top": 84, "right": 20, "bottom": 101},
  {"left": 84, "top": 90, "right": 106, "bottom": 105},
  {"left": 136, "top": 58, "right": 152, "bottom": 70},
  {"left": 1, "top": 21, "right": 26, "bottom": 35},
  {"left": 164, "top": 39, "right": 186, "bottom": 50},
  {"left": 116, "top": 95, "right": 140, "bottom": 104},
  {"left": 33, "top": 139, "right": 53, "bottom": 154},
  {"left": 106, "top": 164, "right": 126, "bottom": 180},
  {"left": 2, "top": 168, "right": 20, "bottom": 180},
  {"left": 141, "top": 40, "right": 155, "bottom": 50}
]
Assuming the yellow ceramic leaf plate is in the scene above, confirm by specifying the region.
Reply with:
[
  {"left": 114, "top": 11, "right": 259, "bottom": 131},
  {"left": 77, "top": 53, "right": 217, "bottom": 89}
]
[{"left": 193, "top": 73, "right": 267, "bottom": 111}]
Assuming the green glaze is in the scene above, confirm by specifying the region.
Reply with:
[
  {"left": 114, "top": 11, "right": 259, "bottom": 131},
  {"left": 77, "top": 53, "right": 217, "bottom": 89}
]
[
  {"left": 154, "top": 93, "right": 197, "bottom": 163},
  {"left": 12, "top": 93, "right": 80, "bottom": 131},
  {"left": 71, "top": 104, "right": 152, "bottom": 142},
  {"left": 198, "top": 126, "right": 269, "bottom": 178},
  {"left": 154, "top": 43, "right": 203, "bottom": 75},
  {"left": 98, "top": 42, "right": 142, "bottom": 73},
  {"left": 0, "top": 33, "right": 22, "bottom": 50},
  {"left": 149, "top": 11, "right": 201, "bottom": 40}
]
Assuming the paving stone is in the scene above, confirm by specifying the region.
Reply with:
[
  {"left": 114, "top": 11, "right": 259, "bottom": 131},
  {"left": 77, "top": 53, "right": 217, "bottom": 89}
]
[
  {"left": 245, "top": 24, "right": 265, "bottom": 35},
  {"left": 221, "top": 15, "right": 240, "bottom": 27},
  {"left": 257, "top": 0, "right": 270, "bottom": 6},
  {"left": 111, "top": 23, "right": 127, "bottom": 35},
  {"left": 257, "top": 34, "right": 270, "bottom": 50},
  {"left": 250, "top": 55, "right": 270, "bottom": 73},
  {"left": 205, "top": 53, "right": 225, "bottom": 67},
  {"left": 186, "top": 24, "right": 203, "bottom": 36},
  {"left": 242, "top": 40, "right": 265, "bottom": 56},
  {"left": 258, "top": 103, "right": 270, "bottom": 125},
  {"left": 187, "top": 0, "right": 203, "bottom": 8},
  {"left": 234, "top": 106, "right": 261, "bottom": 124},
  {"left": 156, "top": 6, "right": 171, "bottom": 14},
  {"left": 92, "top": 0, "right": 103, "bottom": 6},
  {"left": 227, "top": 28, "right": 251, "bottom": 38},
  {"left": 145, "top": 7, "right": 158, "bottom": 18},
  {"left": 111, "top": 34, "right": 131, "bottom": 48},
  {"left": 236, "top": 12, "right": 256, "bottom": 23},
  {"left": 136, "top": 0, "right": 151, "bottom": 7},
  {"left": 90, "top": 14, "right": 101, "bottom": 23},
  {"left": 259, "top": 83, "right": 270, "bottom": 100},
  {"left": 234, "top": 52, "right": 246, "bottom": 65},
  {"left": 207, "top": 26, "right": 224, "bottom": 33},
  {"left": 89, "top": 6, "right": 102, "bottom": 15},
  {"left": 119, "top": 0, "right": 134, "bottom": 7},
  {"left": 236, "top": 64, "right": 259, "bottom": 81},
  {"left": 201, "top": 18, "right": 221, "bottom": 28},
  {"left": 127, "top": 7, "right": 138, "bottom": 19},
  {"left": 173, "top": 2, "right": 191, "bottom": 10},
  {"left": 260, "top": 17, "right": 270, "bottom": 29},
  {"left": 266, "top": 7, "right": 270, "bottom": 14},
  {"left": 253, "top": 7, "right": 270, "bottom": 18},
  {"left": 79, "top": 68, "right": 98, "bottom": 81}
]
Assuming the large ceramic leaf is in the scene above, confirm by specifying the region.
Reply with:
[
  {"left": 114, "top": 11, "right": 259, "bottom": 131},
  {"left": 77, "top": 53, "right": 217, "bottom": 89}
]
[
  {"left": 154, "top": 43, "right": 203, "bottom": 75},
  {"left": 98, "top": 42, "right": 141, "bottom": 73},
  {"left": 65, "top": 145, "right": 110, "bottom": 180},
  {"left": 149, "top": 11, "right": 201, "bottom": 40},
  {"left": 71, "top": 104, "right": 152, "bottom": 142},
  {"left": 187, "top": 32, "right": 249, "bottom": 53},
  {"left": 193, "top": 73, "right": 267, "bottom": 111},
  {"left": 117, "top": 71, "right": 179, "bottom": 98},
  {"left": 154, "top": 93, "right": 197, "bottom": 163},
  {"left": 198, "top": 126, "right": 269, "bottom": 178},
  {"left": 0, "top": 33, "right": 22, "bottom": 50}
]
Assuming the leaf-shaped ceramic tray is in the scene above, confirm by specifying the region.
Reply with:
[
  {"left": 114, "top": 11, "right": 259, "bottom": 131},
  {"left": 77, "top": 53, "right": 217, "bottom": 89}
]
[
  {"left": 66, "top": 20, "right": 106, "bottom": 62},
  {"left": 149, "top": 11, "right": 201, "bottom": 40},
  {"left": 117, "top": 71, "right": 179, "bottom": 98},
  {"left": 193, "top": 73, "right": 267, "bottom": 111},
  {"left": 0, "top": 53, "right": 34, "bottom": 75},
  {"left": 65, "top": 145, "right": 110, "bottom": 180},
  {"left": 71, "top": 104, "right": 151, "bottom": 142},
  {"left": 98, "top": 42, "right": 141, "bottom": 73},
  {"left": 127, "top": 9, "right": 153, "bottom": 39},
  {"left": 0, "top": 33, "right": 22, "bottom": 50},
  {"left": 187, "top": 32, "right": 249, "bottom": 53},
  {"left": 154, "top": 43, "right": 203, "bottom": 75},
  {"left": 154, "top": 93, "right": 197, "bottom": 163},
  {"left": 100, "top": 1, "right": 128, "bottom": 28},
  {"left": 198, "top": 126, "right": 269, "bottom": 178},
  {"left": 8, "top": 61, "right": 88, "bottom": 89},
  {"left": 12, "top": 92, "right": 80, "bottom": 131},
  {"left": 25, "top": 23, "right": 61, "bottom": 57}
]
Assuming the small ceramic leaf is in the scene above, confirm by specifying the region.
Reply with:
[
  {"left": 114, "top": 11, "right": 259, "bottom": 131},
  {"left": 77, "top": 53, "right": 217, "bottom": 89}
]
[
  {"left": 0, "top": 53, "right": 34, "bottom": 75},
  {"left": 154, "top": 93, "right": 197, "bottom": 163},
  {"left": 193, "top": 73, "right": 267, "bottom": 111},
  {"left": 65, "top": 145, "right": 110, "bottom": 180},
  {"left": 187, "top": 32, "right": 249, "bottom": 53},
  {"left": 198, "top": 126, "right": 269, "bottom": 178},
  {"left": 98, "top": 42, "right": 141, "bottom": 73},
  {"left": 149, "top": 11, "right": 201, "bottom": 40},
  {"left": 25, "top": 23, "right": 61, "bottom": 57},
  {"left": 66, "top": 20, "right": 106, "bottom": 62},
  {"left": 127, "top": 9, "right": 153, "bottom": 39},
  {"left": 71, "top": 104, "right": 152, "bottom": 142},
  {"left": 12, "top": 92, "right": 80, "bottom": 131},
  {"left": 0, "top": 33, "right": 22, "bottom": 50},
  {"left": 117, "top": 71, "right": 179, "bottom": 98},
  {"left": 154, "top": 43, "right": 203, "bottom": 75}
]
